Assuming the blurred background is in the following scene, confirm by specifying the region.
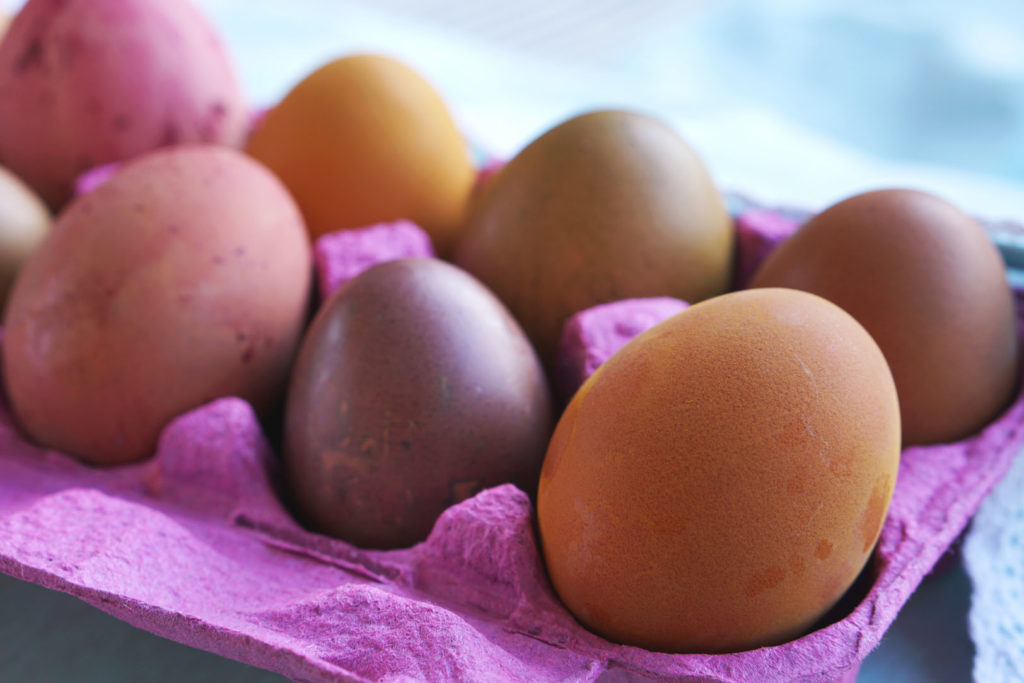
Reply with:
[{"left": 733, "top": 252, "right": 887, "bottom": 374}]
[
  {"left": 0, "top": 0, "right": 1016, "bottom": 680},
  {"left": 191, "top": 0, "right": 1024, "bottom": 219},
  {"left": 6, "top": 0, "right": 1024, "bottom": 217}
]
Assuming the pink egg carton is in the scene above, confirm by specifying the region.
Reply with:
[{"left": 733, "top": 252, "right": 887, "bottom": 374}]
[
  {"left": 313, "top": 219, "right": 435, "bottom": 300},
  {"left": 0, "top": 209, "right": 1022, "bottom": 682},
  {"left": 72, "top": 162, "right": 121, "bottom": 197},
  {"left": 553, "top": 297, "right": 690, "bottom": 402}
]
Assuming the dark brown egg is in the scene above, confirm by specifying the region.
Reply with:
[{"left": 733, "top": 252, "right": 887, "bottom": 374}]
[
  {"left": 283, "top": 258, "right": 554, "bottom": 549},
  {"left": 453, "top": 109, "right": 734, "bottom": 368},
  {"left": 750, "top": 188, "right": 1019, "bottom": 445}
]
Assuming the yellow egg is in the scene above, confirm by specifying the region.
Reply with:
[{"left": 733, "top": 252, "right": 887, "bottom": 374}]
[
  {"left": 0, "top": 165, "right": 50, "bottom": 314},
  {"left": 246, "top": 54, "right": 476, "bottom": 254}
]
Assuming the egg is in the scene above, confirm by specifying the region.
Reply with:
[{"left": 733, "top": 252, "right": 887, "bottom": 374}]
[
  {"left": 0, "top": 165, "right": 50, "bottom": 314},
  {"left": 0, "top": 0, "right": 248, "bottom": 209},
  {"left": 246, "top": 54, "right": 476, "bottom": 253},
  {"left": 2, "top": 146, "right": 312, "bottom": 465},
  {"left": 283, "top": 258, "right": 554, "bottom": 549},
  {"left": 537, "top": 288, "right": 901, "bottom": 654},
  {"left": 750, "top": 188, "right": 1019, "bottom": 445},
  {"left": 453, "top": 110, "right": 734, "bottom": 368}
]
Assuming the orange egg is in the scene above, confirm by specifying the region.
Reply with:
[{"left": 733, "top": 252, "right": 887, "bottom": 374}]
[
  {"left": 246, "top": 54, "right": 475, "bottom": 254},
  {"left": 750, "top": 189, "right": 1019, "bottom": 445},
  {"left": 537, "top": 288, "right": 901, "bottom": 654}
]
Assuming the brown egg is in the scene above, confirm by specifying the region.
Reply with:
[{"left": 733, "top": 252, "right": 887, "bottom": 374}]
[
  {"left": 537, "top": 288, "right": 901, "bottom": 654},
  {"left": 2, "top": 146, "right": 312, "bottom": 465},
  {"left": 750, "top": 188, "right": 1019, "bottom": 445},
  {"left": 453, "top": 110, "right": 734, "bottom": 368},
  {"left": 283, "top": 258, "right": 554, "bottom": 549},
  {"left": 0, "top": 165, "right": 50, "bottom": 314},
  {"left": 246, "top": 54, "right": 476, "bottom": 253}
]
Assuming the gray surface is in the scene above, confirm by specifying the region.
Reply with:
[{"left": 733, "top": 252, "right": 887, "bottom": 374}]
[
  {"left": 0, "top": 557, "right": 973, "bottom": 682},
  {"left": 0, "top": 572, "right": 286, "bottom": 683},
  {"left": 858, "top": 559, "right": 975, "bottom": 683}
]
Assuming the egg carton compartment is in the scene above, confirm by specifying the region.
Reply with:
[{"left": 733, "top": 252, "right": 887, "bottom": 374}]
[{"left": 0, "top": 203, "right": 1022, "bottom": 682}]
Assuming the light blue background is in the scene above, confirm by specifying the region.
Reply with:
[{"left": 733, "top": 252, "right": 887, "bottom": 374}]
[{"left": 192, "top": 0, "right": 1024, "bottom": 219}]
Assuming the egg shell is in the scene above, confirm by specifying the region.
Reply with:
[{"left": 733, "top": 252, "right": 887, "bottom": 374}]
[
  {"left": 1, "top": 145, "right": 311, "bottom": 465},
  {"left": 454, "top": 110, "right": 735, "bottom": 368},
  {"left": 553, "top": 296, "right": 688, "bottom": 402},
  {"left": 0, "top": 202, "right": 1020, "bottom": 680},
  {"left": 313, "top": 219, "right": 435, "bottom": 300},
  {"left": 71, "top": 107, "right": 270, "bottom": 199},
  {"left": 474, "top": 158, "right": 506, "bottom": 190},
  {"left": 0, "top": 165, "right": 50, "bottom": 314},
  {"left": 0, "top": 0, "right": 248, "bottom": 209},
  {"left": 466, "top": 157, "right": 507, "bottom": 215},
  {"left": 538, "top": 288, "right": 902, "bottom": 653},
  {"left": 283, "top": 258, "right": 554, "bottom": 549},
  {"left": 246, "top": 54, "right": 476, "bottom": 253},
  {"left": 750, "top": 189, "right": 1020, "bottom": 445},
  {"left": 552, "top": 207, "right": 804, "bottom": 403}
]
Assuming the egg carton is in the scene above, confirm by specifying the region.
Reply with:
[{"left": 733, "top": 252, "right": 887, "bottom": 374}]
[{"left": 0, "top": 204, "right": 1021, "bottom": 683}]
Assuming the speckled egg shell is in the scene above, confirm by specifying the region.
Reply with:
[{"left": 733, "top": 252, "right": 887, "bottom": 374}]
[{"left": 538, "top": 288, "right": 901, "bottom": 654}]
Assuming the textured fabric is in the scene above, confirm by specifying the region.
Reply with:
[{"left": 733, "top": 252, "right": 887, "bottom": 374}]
[{"left": 964, "top": 295, "right": 1024, "bottom": 683}]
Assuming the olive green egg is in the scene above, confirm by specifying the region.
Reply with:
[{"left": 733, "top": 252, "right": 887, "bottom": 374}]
[{"left": 454, "top": 109, "right": 734, "bottom": 368}]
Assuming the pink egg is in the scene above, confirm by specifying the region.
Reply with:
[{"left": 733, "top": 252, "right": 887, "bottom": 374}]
[{"left": 0, "top": 0, "right": 248, "bottom": 209}]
